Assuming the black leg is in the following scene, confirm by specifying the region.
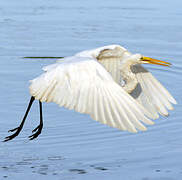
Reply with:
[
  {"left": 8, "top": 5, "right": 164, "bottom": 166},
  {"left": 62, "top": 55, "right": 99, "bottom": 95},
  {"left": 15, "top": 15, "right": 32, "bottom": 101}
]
[
  {"left": 29, "top": 100, "right": 43, "bottom": 140},
  {"left": 4, "top": 96, "right": 35, "bottom": 142}
]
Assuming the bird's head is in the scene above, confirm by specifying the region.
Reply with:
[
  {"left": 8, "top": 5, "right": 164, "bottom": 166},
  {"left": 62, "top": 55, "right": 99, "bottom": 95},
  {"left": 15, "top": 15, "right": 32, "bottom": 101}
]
[{"left": 128, "top": 54, "right": 171, "bottom": 67}]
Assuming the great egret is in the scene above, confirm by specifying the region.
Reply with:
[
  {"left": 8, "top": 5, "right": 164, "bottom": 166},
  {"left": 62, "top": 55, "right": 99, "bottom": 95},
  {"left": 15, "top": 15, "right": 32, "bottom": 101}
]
[{"left": 4, "top": 45, "right": 176, "bottom": 142}]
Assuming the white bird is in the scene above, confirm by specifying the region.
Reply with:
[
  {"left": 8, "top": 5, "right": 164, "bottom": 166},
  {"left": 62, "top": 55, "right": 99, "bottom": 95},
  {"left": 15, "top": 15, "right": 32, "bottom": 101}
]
[{"left": 4, "top": 44, "right": 177, "bottom": 141}]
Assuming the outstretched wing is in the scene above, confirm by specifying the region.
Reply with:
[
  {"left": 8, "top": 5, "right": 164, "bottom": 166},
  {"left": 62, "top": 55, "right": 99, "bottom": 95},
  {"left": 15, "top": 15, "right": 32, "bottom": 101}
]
[
  {"left": 96, "top": 46, "right": 176, "bottom": 118},
  {"left": 29, "top": 56, "right": 155, "bottom": 133},
  {"left": 130, "top": 64, "right": 177, "bottom": 118}
]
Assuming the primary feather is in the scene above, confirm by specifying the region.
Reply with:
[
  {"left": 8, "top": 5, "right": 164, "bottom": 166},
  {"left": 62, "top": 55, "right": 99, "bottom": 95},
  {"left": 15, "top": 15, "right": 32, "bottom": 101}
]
[{"left": 130, "top": 64, "right": 176, "bottom": 117}]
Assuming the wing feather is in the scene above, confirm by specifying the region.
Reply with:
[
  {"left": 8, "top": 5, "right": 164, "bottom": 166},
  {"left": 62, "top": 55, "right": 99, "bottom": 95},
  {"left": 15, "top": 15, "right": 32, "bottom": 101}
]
[
  {"left": 30, "top": 57, "right": 154, "bottom": 132},
  {"left": 147, "top": 72, "right": 176, "bottom": 104},
  {"left": 130, "top": 64, "right": 176, "bottom": 117},
  {"left": 103, "top": 86, "right": 127, "bottom": 130},
  {"left": 138, "top": 71, "right": 168, "bottom": 116},
  {"left": 131, "top": 64, "right": 176, "bottom": 118},
  {"left": 92, "top": 85, "right": 100, "bottom": 122},
  {"left": 97, "top": 86, "right": 108, "bottom": 125},
  {"left": 145, "top": 77, "right": 172, "bottom": 112}
]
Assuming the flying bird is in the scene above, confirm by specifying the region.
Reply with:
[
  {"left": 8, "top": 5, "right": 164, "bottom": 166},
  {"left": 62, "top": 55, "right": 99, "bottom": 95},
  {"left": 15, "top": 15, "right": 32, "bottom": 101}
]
[{"left": 4, "top": 45, "right": 177, "bottom": 142}]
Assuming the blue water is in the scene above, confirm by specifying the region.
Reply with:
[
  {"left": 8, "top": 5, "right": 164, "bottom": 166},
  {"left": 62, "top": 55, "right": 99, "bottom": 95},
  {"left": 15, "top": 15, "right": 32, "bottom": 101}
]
[{"left": 0, "top": 0, "right": 182, "bottom": 179}]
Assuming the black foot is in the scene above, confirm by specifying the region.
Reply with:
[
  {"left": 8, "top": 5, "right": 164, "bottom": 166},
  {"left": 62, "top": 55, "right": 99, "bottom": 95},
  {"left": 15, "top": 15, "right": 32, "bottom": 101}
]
[
  {"left": 4, "top": 126, "right": 22, "bottom": 142},
  {"left": 29, "top": 124, "right": 43, "bottom": 140}
]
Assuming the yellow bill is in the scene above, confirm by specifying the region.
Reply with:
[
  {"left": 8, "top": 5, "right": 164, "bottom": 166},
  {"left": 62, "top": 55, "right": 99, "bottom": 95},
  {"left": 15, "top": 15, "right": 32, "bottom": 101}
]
[{"left": 141, "top": 56, "right": 171, "bottom": 66}]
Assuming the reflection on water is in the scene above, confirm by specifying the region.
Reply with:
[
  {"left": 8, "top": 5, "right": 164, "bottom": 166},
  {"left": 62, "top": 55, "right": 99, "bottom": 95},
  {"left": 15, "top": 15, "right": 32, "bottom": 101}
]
[
  {"left": 0, "top": 154, "right": 112, "bottom": 178},
  {"left": 0, "top": 0, "right": 182, "bottom": 179}
]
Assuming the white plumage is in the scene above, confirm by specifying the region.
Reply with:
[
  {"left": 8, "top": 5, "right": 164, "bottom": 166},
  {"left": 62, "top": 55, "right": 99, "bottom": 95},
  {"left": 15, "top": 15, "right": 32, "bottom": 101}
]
[{"left": 29, "top": 44, "right": 176, "bottom": 133}]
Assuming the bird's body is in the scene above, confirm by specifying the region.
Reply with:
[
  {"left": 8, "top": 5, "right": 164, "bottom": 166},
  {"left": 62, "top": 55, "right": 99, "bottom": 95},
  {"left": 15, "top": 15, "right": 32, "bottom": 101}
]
[{"left": 4, "top": 44, "right": 177, "bottom": 141}]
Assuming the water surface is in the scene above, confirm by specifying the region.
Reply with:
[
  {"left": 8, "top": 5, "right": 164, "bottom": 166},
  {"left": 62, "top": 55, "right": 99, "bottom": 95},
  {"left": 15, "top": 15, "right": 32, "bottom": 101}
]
[{"left": 0, "top": 0, "right": 182, "bottom": 179}]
